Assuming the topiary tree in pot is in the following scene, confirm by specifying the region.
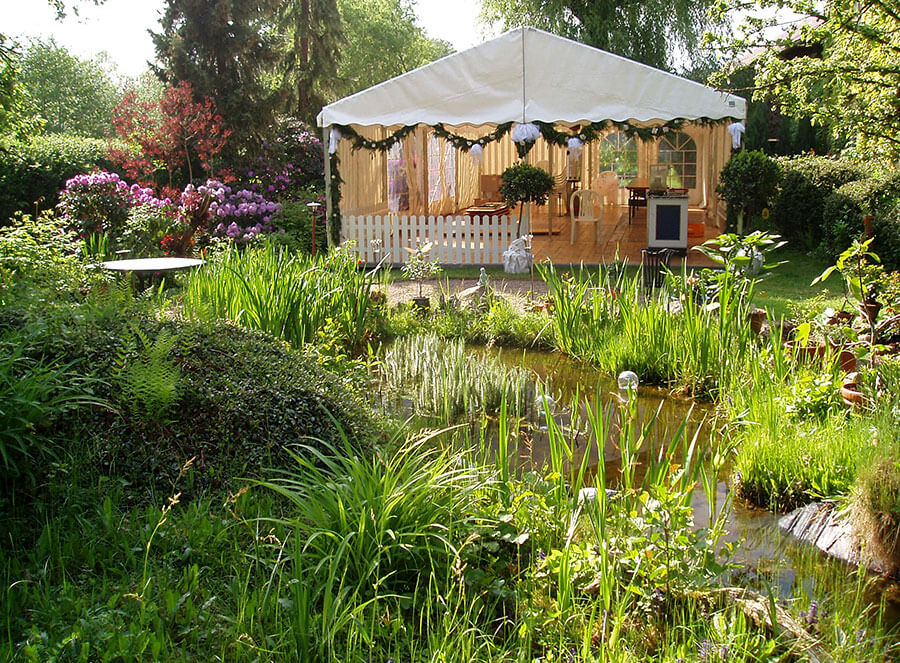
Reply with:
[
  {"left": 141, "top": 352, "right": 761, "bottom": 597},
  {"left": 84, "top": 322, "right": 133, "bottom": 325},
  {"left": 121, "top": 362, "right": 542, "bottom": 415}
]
[
  {"left": 500, "top": 162, "right": 555, "bottom": 235},
  {"left": 717, "top": 150, "right": 781, "bottom": 235}
]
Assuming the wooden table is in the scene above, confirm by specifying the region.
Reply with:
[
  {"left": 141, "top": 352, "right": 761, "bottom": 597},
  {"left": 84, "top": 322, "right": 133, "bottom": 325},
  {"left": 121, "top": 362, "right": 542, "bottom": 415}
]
[
  {"left": 96, "top": 257, "right": 205, "bottom": 290},
  {"left": 465, "top": 202, "right": 510, "bottom": 217},
  {"left": 625, "top": 178, "right": 648, "bottom": 222}
]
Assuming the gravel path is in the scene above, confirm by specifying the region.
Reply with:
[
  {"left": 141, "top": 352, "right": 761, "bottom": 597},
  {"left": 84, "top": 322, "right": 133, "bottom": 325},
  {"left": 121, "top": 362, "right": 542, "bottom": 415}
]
[{"left": 382, "top": 276, "right": 549, "bottom": 311}]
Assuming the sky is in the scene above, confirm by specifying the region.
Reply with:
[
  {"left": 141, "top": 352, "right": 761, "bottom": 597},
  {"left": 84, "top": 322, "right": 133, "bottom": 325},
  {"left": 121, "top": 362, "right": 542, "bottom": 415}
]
[{"left": 2, "top": 0, "right": 490, "bottom": 79}]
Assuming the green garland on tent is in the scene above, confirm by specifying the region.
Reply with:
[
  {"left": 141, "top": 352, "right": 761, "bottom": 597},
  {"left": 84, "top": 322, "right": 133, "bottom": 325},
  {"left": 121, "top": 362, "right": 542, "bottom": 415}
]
[
  {"left": 432, "top": 122, "right": 514, "bottom": 151},
  {"left": 328, "top": 151, "right": 342, "bottom": 244},
  {"left": 337, "top": 124, "right": 418, "bottom": 152}
]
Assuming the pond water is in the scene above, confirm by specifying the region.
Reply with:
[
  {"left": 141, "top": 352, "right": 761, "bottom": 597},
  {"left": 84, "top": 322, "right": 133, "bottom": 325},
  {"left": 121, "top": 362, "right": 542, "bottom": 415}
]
[{"left": 473, "top": 346, "right": 900, "bottom": 627}]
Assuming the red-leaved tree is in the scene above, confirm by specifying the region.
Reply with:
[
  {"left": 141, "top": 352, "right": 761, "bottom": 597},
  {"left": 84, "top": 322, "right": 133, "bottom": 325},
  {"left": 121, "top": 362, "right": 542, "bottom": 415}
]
[{"left": 110, "top": 81, "right": 232, "bottom": 194}]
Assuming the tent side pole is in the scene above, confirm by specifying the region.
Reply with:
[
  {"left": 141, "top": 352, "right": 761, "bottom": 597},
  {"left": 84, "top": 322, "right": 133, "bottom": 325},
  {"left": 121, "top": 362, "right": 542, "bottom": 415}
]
[{"left": 323, "top": 124, "right": 333, "bottom": 247}]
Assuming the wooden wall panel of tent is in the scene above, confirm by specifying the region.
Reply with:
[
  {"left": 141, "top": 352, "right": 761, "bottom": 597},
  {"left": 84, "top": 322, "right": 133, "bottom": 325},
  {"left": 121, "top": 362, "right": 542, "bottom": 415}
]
[{"left": 334, "top": 121, "right": 732, "bottom": 227}]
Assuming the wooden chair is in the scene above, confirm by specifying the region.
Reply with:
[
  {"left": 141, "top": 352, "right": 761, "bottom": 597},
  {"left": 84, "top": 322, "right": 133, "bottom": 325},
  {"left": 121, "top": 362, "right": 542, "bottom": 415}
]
[
  {"left": 570, "top": 189, "right": 604, "bottom": 244},
  {"left": 593, "top": 171, "right": 620, "bottom": 205}
]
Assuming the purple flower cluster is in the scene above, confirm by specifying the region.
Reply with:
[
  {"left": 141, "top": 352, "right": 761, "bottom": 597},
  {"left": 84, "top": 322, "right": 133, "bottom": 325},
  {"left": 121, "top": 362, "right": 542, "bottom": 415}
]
[
  {"left": 59, "top": 170, "right": 135, "bottom": 236},
  {"left": 129, "top": 183, "right": 171, "bottom": 209},
  {"left": 203, "top": 179, "right": 282, "bottom": 243},
  {"left": 241, "top": 117, "right": 324, "bottom": 201}
]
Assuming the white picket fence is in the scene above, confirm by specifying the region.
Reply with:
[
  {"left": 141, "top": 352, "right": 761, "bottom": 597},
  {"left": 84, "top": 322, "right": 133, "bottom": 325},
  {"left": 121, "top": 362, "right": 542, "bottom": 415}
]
[{"left": 341, "top": 214, "right": 520, "bottom": 264}]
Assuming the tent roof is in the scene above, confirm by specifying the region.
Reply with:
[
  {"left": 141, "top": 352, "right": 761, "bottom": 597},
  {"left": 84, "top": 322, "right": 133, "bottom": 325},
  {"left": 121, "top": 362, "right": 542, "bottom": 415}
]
[{"left": 317, "top": 27, "right": 745, "bottom": 128}]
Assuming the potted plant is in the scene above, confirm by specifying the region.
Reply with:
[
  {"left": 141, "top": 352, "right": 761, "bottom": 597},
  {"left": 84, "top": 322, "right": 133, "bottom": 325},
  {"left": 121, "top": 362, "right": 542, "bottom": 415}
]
[
  {"left": 500, "top": 162, "right": 555, "bottom": 235},
  {"left": 402, "top": 241, "right": 442, "bottom": 310},
  {"left": 812, "top": 237, "right": 883, "bottom": 328}
]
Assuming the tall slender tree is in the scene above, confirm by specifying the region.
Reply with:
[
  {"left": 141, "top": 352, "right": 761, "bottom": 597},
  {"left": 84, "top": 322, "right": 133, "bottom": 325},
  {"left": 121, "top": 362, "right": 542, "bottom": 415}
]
[
  {"left": 278, "top": 0, "right": 343, "bottom": 124},
  {"left": 151, "top": 0, "right": 283, "bottom": 153}
]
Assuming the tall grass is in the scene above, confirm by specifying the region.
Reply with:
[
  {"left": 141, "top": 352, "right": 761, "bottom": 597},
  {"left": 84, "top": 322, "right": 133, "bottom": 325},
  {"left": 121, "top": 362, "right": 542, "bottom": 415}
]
[
  {"left": 183, "top": 241, "right": 376, "bottom": 352},
  {"left": 538, "top": 262, "right": 759, "bottom": 399}
]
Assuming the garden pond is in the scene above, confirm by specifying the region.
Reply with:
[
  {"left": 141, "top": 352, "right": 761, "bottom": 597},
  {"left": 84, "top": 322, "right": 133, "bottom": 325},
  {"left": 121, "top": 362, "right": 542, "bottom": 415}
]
[{"left": 460, "top": 346, "right": 900, "bottom": 628}]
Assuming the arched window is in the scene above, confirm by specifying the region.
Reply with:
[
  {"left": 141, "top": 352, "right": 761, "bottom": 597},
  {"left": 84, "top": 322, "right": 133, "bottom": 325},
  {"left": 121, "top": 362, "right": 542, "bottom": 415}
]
[
  {"left": 657, "top": 131, "right": 697, "bottom": 189},
  {"left": 596, "top": 131, "right": 638, "bottom": 183}
]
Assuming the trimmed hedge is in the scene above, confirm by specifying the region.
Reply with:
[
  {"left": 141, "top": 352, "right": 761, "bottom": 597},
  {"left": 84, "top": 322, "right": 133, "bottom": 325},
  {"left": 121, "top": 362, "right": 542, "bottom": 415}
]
[
  {"left": 821, "top": 173, "right": 900, "bottom": 271},
  {"left": 0, "top": 134, "right": 131, "bottom": 225},
  {"left": 773, "top": 156, "right": 867, "bottom": 252}
]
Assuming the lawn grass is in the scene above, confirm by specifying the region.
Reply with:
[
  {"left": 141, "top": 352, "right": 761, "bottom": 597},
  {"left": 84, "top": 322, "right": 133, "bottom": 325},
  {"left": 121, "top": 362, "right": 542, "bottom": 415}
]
[{"left": 751, "top": 249, "right": 845, "bottom": 320}]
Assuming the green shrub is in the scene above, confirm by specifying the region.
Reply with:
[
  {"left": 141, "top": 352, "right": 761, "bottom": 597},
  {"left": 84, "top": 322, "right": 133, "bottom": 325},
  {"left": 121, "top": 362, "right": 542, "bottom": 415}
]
[
  {"left": 820, "top": 172, "right": 900, "bottom": 270},
  {"left": 0, "top": 209, "right": 88, "bottom": 305},
  {"left": 28, "top": 313, "right": 381, "bottom": 497},
  {"left": 717, "top": 150, "right": 781, "bottom": 232},
  {"left": 271, "top": 198, "right": 328, "bottom": 255},
  {"left": 773, "top": 156, "right": 866, "bottom": 251},
  {"left": 0, "top": 134, "right": 132, "bottom": 224}
]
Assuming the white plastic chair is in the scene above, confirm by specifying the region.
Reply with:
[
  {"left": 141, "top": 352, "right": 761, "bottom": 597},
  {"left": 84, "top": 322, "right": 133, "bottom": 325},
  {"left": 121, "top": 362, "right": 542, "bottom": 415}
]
[
  {"left": 569, "top": 189, "right": 604, "bottom": 244},
  {"left": 593, "top": 171, "right": 620, "bottom": 205}
]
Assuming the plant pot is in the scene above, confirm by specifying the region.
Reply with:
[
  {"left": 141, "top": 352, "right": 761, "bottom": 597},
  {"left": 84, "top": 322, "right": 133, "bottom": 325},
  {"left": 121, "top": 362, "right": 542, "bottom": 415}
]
[
  {"left": 837, "top": 349, "right": 858, "bottom": 373},
  {"left": 749, "top": 307, "right": 767, "bottom": 334},
  {"left": 840, "top": 381, "right": 865, "bottom": 408},
  {"left": 825, "top": 339, "right": 859, "bottom": 373},
  {"left": 858, "top": 299, "right": 882, "bottom": 325},
  {"left": 411, "top": 296, "right": 430, "bottom": 312}
]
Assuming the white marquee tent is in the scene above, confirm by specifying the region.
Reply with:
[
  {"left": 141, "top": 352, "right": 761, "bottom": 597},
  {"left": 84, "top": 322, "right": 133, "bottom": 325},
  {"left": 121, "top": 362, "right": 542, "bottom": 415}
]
[{"left": 317, "top": 27, "right": 746, "bottom": 255}]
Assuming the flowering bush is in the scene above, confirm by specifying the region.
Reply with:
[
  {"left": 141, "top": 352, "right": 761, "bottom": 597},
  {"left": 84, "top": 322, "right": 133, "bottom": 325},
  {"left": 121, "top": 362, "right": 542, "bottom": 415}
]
[
  {"left": 242, "top": 117, "right": 324, "bottom": 201},
  {"left": 205, "top": 180, "right": 282, "bottom": 244},
  {"left": 57, "top": 171, "right": 134, "bottom": 239}
]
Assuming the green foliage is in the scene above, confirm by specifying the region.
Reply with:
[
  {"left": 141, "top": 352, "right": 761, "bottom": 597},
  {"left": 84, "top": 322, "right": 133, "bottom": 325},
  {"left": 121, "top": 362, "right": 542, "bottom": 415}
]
[
  {"left": 18, "top": 37, "right": 120, "bottom": 138},
  {"left": 113, "top": 325, "right": 182, "bottom": 423},
  {"left": 27, "top": 310, "right": 379, "bottom": 495},
  {"left": 500, "top": 162, "right": 555, "bottom": 217},
  {"left": 538, "top": 258, "right": 762, "bottom": 399},
  {"left": 717, "top": 150, "right": 781, "bottom": 232},
  {"left": 712, "top": 0, "right": 900, "bottom": 162},
  {"left": 384, "top": 295, "right": 553, "bottom": 349},
  {"left": 772, "top": 156, "right": 867, "bottom": 252},
  {"left": 0, "top": 330, "right": 103, "bottom": 489},
  {"left": 817, "top": 171, "right": 900, "bottom": 272},
  {"left": 0, "top": 209, "right": 87, "bottom": 304},
  {"left": 0, "top": 133, "right": 128, "bottom": 224},
  {"left": 380, "top": 334, "right": 537, "bottom": 424},
  {"left": 0, "top": 36, "right": 44, "bottom": 145},
  {"left": 811, "top": 236, "right": 881, "bottom": 305},
  {"left": 479, "top": 0, "right": 722, "bottom": 73},
  {"left": 333, "top": 0, "right": 453, "bottom": 98},
  {"left": 272, "top": 199, "right": 329, "bottom": 254},
  {"left": 401, "top": 242, "right": 442, "bottom": 298}
]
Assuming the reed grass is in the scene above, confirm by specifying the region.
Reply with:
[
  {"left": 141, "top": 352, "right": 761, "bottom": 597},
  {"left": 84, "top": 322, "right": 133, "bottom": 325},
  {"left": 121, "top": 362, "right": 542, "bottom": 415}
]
[
  {"left": 380, "top": 334, "right": 538, "bottom": 424},
  {"left": 183, "top": 241, "right": 376, "bottom": 352},
  {"left": 538, "top": 262, "right": 759, "bottom": 399}
]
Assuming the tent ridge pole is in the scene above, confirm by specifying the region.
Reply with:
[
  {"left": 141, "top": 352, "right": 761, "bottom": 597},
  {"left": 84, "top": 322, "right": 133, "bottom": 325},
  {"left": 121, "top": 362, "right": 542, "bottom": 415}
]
[{"left": 521, "top": 27, "right": 527, "bottom": 124}]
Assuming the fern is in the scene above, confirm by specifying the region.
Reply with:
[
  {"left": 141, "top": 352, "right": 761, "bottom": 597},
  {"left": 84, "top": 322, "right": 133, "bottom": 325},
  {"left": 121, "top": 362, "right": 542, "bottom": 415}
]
[{"left": 114, "top": 326, "right": 182, "bottom": 423}]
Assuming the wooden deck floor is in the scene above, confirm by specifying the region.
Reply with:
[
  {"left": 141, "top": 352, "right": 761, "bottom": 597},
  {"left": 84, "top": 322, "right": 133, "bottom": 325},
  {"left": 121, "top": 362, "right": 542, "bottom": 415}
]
[{"left": 527, "top": 204, "right": 718, "bottom": 267}]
